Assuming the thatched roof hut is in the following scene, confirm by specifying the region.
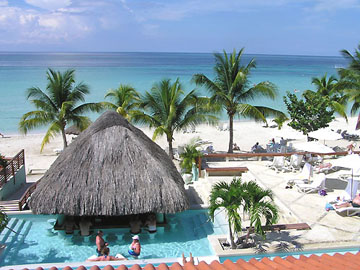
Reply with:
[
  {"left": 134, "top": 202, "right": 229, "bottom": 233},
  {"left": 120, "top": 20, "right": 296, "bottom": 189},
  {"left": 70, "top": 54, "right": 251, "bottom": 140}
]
[
  {"left": 30, "top": 111, "right": 189, "bottom": 216},
  {"left": 65, "top": 125, "right": 82, "bottom": 135}
]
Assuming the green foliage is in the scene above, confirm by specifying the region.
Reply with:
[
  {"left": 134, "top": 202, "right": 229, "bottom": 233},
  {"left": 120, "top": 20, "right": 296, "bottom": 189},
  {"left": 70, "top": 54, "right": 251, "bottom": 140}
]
[
  {"left": 192, "top": 48, "right": 285, "bottom": 153},
  {"left": 0, "top": 154, "right": 7, "bottom": 168},
  {"left": 272, "top": 114, "right": 289, "bottom": 130},
  {"left": 242, "top": 181, "right": 278, "bottom": 241},
  {"left": 209, "top": 178, "right": 278, "bottom": 249},
  {"left": 283, "top": 92, "right": 335, "bottom": 136},
  {"left": 132, "top": 78, "right": 217, "bottom": 159},
  {"left": 0, "top": 209, "right": 8, "bottom": 232},
  {"left": 19, "top": 69, "right": 102, "bottom": 152},
  {"left": 303, "top": 74, "right": 347, "bottom": 121},
  {"left": 179, "top": 138, "right": 203, "bottom": 174},
  {"left": 103, "top": 84, "right": 141, "bottom": 121},
  {"left": 209, "top": 178, "right": 244, "bottom": 249}
]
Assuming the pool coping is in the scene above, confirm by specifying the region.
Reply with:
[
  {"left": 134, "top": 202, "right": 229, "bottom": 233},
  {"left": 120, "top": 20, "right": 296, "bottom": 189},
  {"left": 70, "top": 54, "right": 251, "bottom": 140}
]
[{"left": 208, "top": 234, "right": 360, "bottom": 257}]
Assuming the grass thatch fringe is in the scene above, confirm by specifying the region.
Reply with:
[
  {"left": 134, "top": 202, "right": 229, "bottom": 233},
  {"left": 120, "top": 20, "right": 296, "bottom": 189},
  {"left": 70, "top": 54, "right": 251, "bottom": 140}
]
[{"left": 30, "top": 111, "right": 189, "bottom": 216}]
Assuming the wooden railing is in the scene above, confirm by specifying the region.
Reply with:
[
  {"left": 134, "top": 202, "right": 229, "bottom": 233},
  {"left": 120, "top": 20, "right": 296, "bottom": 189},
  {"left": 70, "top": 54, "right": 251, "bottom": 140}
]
[
  {"left": 0, "top": 149, "right": 25, "bottom": 188},
  {"left": 18, "top": 182, "right": 37, "bottom": 211},
  {"left": 197, "top": 150, "right": 360, "bottom": 177}
]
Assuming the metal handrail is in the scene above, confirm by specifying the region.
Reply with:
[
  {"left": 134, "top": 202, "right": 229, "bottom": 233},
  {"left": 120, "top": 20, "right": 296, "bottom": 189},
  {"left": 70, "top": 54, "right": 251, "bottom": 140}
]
[{"left": 0, "top": 149, "right": 25, "bottom": 188}]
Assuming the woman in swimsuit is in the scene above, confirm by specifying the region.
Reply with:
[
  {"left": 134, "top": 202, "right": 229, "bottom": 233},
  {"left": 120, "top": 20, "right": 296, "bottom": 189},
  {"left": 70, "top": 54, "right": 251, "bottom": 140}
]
[
  {"left": 87, "top": 247, "right": 126, "bottom": 261},
  {"left": 128, "top": 235, "right": 141, "bottom": 258}
]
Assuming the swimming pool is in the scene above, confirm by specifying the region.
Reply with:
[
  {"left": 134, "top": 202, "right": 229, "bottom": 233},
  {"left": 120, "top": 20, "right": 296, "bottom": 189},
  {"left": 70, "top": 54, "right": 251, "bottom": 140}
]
[{"left": 1, "top": 210, "right": 224, "bottom": 267}]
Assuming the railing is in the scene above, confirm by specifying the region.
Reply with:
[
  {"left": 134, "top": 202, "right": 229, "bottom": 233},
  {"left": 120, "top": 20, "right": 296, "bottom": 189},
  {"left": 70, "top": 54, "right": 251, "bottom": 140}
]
[
  {"left": 18, "top": 182, "right": 37, "bottom": 211},
  {"left": 0, "top": 149, "right": 25, "bottom": 188},
  {"left": 197, "top": 150, "right": 360, "bottom": 177}
]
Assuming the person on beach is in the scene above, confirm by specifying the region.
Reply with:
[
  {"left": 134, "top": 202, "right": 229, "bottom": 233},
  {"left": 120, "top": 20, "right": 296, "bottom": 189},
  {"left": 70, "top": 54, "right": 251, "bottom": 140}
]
[
  {"left": 128, "top": 235, "right": 141, "bottom": 258},
  {"left": 0, "top": 132, "right": 4, "bottom": 138},
  {"left": 87, "top": 247, "right": 126, "bottom": 261},
  {"left": 251, "top": 142, "right": 260, "bottom": 152},
  {"left": 335, "top": 193, "right": 360, "bottom": 209},
  {"left": 96, "top": 230, "right": 108, "bottom": 256},
  {"left": 233, "top": 143, "right": 240, "bottom": 151},
  {"left": 347, "top": 143, "right": 355, "bottom": 154}
]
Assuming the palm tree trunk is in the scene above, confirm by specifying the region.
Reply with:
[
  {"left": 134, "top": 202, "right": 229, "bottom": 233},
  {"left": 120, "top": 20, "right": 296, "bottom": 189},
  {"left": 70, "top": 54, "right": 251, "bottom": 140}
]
[
  {"left": 167, "top": 137, "right": 174, "bottom": 159},
  {"left": 228, "top": 114, "right": 234, "bottom": 153},
  {"left": 228, "top": 223, "right": 236, "bottom": 249},
  {"left": 61, "top": 128, "right": 68, "bottom": 150}
]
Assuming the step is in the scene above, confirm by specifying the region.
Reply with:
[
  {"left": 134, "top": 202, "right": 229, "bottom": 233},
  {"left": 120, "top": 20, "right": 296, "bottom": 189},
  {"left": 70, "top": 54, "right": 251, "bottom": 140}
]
[
  {"left": 0, "top": 204, "right": 20, "bottom": 212},
  {"left": 0, "top": 218, "right": 18, "bottom": 244}
]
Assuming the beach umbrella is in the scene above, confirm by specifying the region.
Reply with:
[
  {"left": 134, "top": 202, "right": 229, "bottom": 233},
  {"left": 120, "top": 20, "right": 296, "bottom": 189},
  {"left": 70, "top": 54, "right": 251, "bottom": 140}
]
[
  {"left": 330, "top": 154, "right": 360, "bottom": 199},
  {"left": 292, "top": 141, "right": 335, "bottom": 154},
  {"left": 272, "top": 129, "right": 305, "bottom": 140},
  {"left": 30, "top": 111, "right": 189, "bottom": 216},
  {"left": 308, "top": 128, "right": 342, "bottom": 143}
]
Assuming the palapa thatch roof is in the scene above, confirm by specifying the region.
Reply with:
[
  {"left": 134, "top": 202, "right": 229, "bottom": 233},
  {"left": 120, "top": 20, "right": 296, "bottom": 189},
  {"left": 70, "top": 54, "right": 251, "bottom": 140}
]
[
  {"left": 30, "top": 111, "right": 189, "bottom": 216},
  {"left": 65, "top": 125, "right": 82, "bottom": 135}
]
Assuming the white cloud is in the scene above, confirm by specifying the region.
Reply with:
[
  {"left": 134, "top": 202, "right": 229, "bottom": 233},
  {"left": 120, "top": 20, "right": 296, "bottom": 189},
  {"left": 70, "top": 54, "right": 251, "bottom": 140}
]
[
  {"left": 0, "top": 0, "right": 8, "bottom": 7},
  {"left": 25, "top": 0, "right": 72, "bottom": 11},
  {"left": 311, "top": 0, "right": 360, "bottom": 11}
]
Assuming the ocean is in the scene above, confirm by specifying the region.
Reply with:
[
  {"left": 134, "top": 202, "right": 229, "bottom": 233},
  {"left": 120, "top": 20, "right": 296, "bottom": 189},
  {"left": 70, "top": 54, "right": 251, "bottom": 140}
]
[{"left": 0, "top": 52, "right": 347, "bottom": 134}]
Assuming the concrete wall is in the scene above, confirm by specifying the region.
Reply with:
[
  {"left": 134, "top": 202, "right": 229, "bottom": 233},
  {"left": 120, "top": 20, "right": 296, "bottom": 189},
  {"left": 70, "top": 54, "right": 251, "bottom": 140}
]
[{"left": 0, "top": 166, "right": 26, "bottom": 200}]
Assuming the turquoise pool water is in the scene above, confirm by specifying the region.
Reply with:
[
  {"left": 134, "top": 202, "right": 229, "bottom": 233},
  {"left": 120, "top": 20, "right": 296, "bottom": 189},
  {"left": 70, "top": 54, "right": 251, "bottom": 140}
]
[
  {"left": 219, "top": 246, "right": 360, "bottom": 262},
  {"left": 1, "top": 210, "right": 221, "bottom": 267}
]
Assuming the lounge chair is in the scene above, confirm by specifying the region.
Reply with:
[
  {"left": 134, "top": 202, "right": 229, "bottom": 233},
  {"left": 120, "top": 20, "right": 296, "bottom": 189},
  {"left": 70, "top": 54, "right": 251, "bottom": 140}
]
[
  {"left": 286, "top": 154, "right": 303, "bottom": 172},
  {"left": 296, "top": 173, "right": 326, "bottom": 193},
  {"left": 286, "top": 162, "right": 313, "bottom": 185},
  {"left": 268, "top": 156, "right": 287, "bottom": 173},
  {"left": 335, "top": 206, "right": 360, "bottom": 217}
]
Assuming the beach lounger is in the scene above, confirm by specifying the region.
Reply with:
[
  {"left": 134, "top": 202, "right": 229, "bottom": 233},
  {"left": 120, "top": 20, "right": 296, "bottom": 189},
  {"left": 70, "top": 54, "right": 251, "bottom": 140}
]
[
  {"left": 296, "top": 173, "right": 326, "bottom": 194},
  {"left": 335, "top": 206, "right": 360, "bottom": 217},
  {"left": 268, "top": 156, "right": 287, "bottom": 173},
  {"left": 286, "top": 154, "right": 303, "bottom": 172},
  {"left": 286, "top": 162, "right": 313, "bottom": 185}
]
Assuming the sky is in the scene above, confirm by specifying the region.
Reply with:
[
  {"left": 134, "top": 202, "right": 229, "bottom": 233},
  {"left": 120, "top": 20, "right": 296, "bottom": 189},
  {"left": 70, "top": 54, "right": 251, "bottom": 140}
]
[{"left": 0, "top": 0, "right": 359, "bottom": 55}]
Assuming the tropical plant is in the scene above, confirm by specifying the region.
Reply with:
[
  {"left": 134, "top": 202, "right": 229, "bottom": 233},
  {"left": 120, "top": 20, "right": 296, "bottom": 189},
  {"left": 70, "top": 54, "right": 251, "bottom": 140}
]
[
  {"left": 0, "top": 154, "right": 7, "bottom": 168},
  {"left": 19, "top": 69, "right": 102, "bottom": 152},
  {"left": 272, "top": 114, "right": 289, "bottom": 130},
  {"left": 303, "top": 74, "right": 347, "bottom": 120},
  {"left": 209, "top": 178, "right": 244, "bottom": 249},
  {"left": 103, "top": 84, "right": 141, "bottom": 121},
  {"left": 192, "top": 48, "right": 285, "bottom": 153},
  {"left": 133, "top": 78, "right": 217, "bottom": 159},
  {"left": 179, "top": 137, "right": 203, "bottom": 174},
  {"left": 284, "top": 92, "right": 335, "bottom": 139},
  {"left": 0, "top": 209, "right": 8, "bottom": 232},
  {"left": 242, "top": 181, "right": 278, "bottom": 244},
  {"left": 338, "top": 44, "right": 360, "bottom": 129}
]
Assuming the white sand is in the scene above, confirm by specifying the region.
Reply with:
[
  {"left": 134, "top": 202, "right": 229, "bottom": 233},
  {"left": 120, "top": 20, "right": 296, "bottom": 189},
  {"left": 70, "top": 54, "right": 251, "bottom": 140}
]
[{"left": 0, "top": 116, "right": 358, "bottom": 176}]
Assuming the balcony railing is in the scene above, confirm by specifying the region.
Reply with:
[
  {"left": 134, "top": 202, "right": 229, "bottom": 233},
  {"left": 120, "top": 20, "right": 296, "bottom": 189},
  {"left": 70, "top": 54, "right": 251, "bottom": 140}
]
[{"left": 0, "top": 149, "right": 25, "bottom": 188}]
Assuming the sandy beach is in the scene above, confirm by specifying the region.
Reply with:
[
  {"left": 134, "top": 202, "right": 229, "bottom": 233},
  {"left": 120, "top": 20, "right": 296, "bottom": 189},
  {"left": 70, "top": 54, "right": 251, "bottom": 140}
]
[{"left": 1, "top": 116, "right": 358, "bottom": 174}]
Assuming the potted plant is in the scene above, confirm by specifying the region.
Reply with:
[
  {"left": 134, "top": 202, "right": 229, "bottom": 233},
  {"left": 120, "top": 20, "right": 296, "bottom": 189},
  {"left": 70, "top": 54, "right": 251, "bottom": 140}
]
[{"left": 179, "top": 138, "right": 203, "bottom": 183}]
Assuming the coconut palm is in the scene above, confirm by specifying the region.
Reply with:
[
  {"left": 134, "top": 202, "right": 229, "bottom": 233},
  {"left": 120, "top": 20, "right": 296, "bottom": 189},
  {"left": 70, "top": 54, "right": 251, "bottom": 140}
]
[
  {"left": 209, "top": 178, "right": 244, "bottom": 249},
  {"left": 338, "top": 44, "right": 360, "bottom": 129},
  {"left": 192, "top": 48, "right": 285, "bottom": 153},
  {"left": 179, "top": 137, "right": 203, "bottom": 174},
  {"left": 103, "top": 84, "right": 141, "bottom": 121},
  {"left": 242, "top": 181, "right": 278, "bottom": 244},
  {"left": 303, "top": 74, "right": 347, "bottom": 120},
  {"left": 19, "top": 69, "right": 102, "bottom": 152},
  {"left": 133, "top": 78, "right": 217, "bottom": 159}
]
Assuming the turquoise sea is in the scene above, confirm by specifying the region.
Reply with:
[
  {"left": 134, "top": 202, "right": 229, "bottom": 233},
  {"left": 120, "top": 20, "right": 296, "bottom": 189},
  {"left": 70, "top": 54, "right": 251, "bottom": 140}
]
[{"left": 0, "top": 52, "right": 347, "bottom": 134}]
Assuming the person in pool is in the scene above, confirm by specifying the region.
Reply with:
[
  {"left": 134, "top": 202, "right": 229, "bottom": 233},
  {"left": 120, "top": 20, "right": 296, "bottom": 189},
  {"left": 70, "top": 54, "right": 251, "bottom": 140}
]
[
  {"left": 128, "top": 235, "right": 141, "bottom": 258},
  {"left": 96, "top": 230, "right": 108, "bottom": 256},
  {"left": 87, "top": 247, "right": 126, "bottom": 261}
]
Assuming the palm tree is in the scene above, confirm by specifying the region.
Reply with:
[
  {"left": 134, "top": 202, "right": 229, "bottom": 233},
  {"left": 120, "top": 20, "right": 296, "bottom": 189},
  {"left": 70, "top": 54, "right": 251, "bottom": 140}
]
[
  {"left": 179, "top": 137, "right": 203, "bottom": 174},
  {"left": 338, "top": 44, "right": 360, "bottom": 129},
  {"left": 133, "top": 78, "right": 217, "bottom": 159},
  {"left": 303, "top": 74, "right": 347, "bottom": 120},
  {"left": 209, "top": 178, "right": 244, "bottom": 249},
  {"left": 242, "top": 181, "right": 278, "bottom": 244},
  {"left": 19, "top": 69, "right": 102, "bottom": 152},
  {"left": 193, "top": 48, "right": 285, "bottom": 153},
  {"left": 103, "top": 84, "right": 141, "bottom": 121}
]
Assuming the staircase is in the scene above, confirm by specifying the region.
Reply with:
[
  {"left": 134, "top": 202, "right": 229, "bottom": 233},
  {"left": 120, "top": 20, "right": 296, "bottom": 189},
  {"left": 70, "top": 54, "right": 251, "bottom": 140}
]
[
  {"left": 0, "top": 217, "right": 32, "bottom": 265},
  {"left": 0, "top": 200, "right": 20, "bottom": 212}
]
